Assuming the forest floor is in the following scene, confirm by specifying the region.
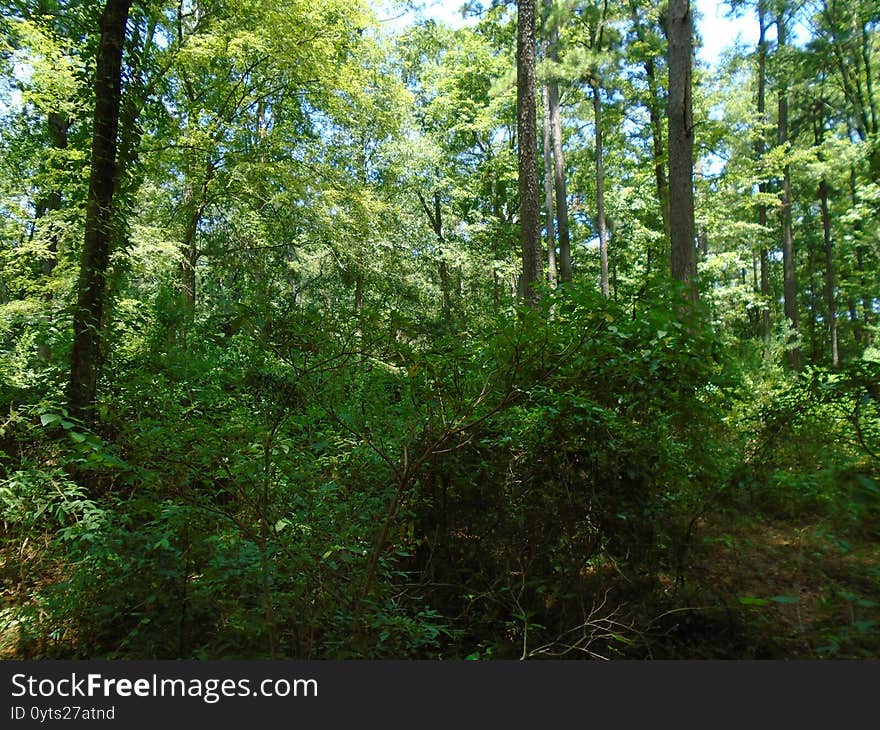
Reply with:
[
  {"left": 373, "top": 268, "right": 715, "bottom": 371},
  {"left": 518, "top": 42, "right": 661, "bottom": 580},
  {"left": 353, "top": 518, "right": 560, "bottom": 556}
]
[
  {"left": 3, "top": 509, "right": 879, "bottom": 660},
  {"left": 674, "top": 511, "right": 880, "bottom": 659}
]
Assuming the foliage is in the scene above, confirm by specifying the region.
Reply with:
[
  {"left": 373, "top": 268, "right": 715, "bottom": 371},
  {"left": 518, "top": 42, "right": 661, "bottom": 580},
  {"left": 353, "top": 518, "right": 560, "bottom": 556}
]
[{"left": 0, "top": 0, "right": 878, "bottom": 659}]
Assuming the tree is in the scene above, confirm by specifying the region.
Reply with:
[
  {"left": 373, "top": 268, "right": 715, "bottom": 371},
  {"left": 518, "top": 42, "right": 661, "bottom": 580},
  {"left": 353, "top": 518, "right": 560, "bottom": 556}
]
[
  {"left": 755, "top": 0, "right": 772, "bottom": 346},
  {"left": 67, "top": 0, "right": 133, "bottom": 422},
  {"left": 629, "top": 0, "right": 670, "bottom": 245},
  {"left": 543, "top": 0, "right": 571, "bottom": 285},
  {"left": 578, "top": 0, "right": 612, "bottom": 297},
  {"left": 812, "top": 0, "right": 878, "bottom": 346},
  {"left": 518, "top": 0, "right": 544, "bottom": 302},
  {"left": 667, "top": 0, "right": 697, "bottom": 300},
  {"left": 542, "top": 80, "right": 559, "bottom": 288},
  {"left": 541, "top": 3, "right": 558, "bottom": 289},
  {"left": 776, "top": 9, "right": 800, "bottom": 369}
]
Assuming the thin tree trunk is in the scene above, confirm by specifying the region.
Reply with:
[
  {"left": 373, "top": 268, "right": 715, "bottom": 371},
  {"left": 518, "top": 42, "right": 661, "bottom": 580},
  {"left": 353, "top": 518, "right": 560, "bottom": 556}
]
[
  {"left": 68, "top": 0, "right": 133, "bottom": 423},
  {"left": 542, "top": 83, "right": 558, "bottom": 288},
  {"left": 777, "top": 14, "right": 800, "bottom": 369},
  {"left": 610, "top": 217, "right": 618, "bottom": 300},
  {"left": 630, "top": 3, "right": 670, "bottom": 243},
  {"left": 518, "top": 0, "right": 543, "bottom": 302},
  {"left": 816, "top": 167, "right": 839, "bottom": 366},
  {"left": 667, "top": 0, "right": 698, "bottom": 301},
  {"left": 592, "top": 79, "right": 609, "bottom": 297},
  {"left": 34, "top": 0, "right": 69, "bottom": 284},
  {"left": 286, "top": 245, "right": 299, "bottom": 306},
  {"left": 440, "top": 259, "right": 451, "bottom": 319},
  {"left": 856, "top": 245, "right": 871, "bottom": 344},
  {"left": 354, "top": 272, "right": 365, "bottom": 314},
  {"left": 848, "top": 299, "right": 861, "bottom": 347},
  {"left": 40, "top": 112, "right": 69, "bottom": 277},
  {"left": 436, "top": 190, "right": 451, "bottom": 319},
  {"left": 36, "top": 112, "right": 69, "bottom": 362},
  {"left": 179, "top": 160, "right": 215, "bottom": 314},
  {"left": 847, "top": 165, "right": 867, "bottom": 347},
  {"left": 806, "top": 213, "right": 818, "bottom": 360},
  {"left": 695, "top": 158, "right": 708, "bottom": 257},
  {"left": 756, "top": 4, "right": 772, "bottom": 348},
  {"left": 648, "top": 58, "right": 671, "bottom": 245},
  {"left": 418, "top": 189, "right": 451, "bottom": 319},
  {"left": 549, "top": 79, "right": 570, "bottom": 284},
  {"left": 544, "top": 0, "right": 570, "bottom": 283}
]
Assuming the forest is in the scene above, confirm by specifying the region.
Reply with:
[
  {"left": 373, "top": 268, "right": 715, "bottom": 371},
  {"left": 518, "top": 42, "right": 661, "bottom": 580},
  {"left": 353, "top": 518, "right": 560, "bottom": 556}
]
[{"left": 0, "top": 0, "right": 877, "bottom": 660}]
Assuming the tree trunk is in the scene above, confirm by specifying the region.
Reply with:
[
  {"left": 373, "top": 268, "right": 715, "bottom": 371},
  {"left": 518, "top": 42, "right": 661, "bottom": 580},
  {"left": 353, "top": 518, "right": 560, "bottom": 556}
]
[
  {"left": 39, "top": 112, "right": 69, "bottom": 276},
  {"left": 34, "top": 0, "right": 69, "bottom": 278},
  {"left": 847, "top": 165, "right": 869, "bottom": 347},
  {"left": 354, "top": 272, "right": 365, "bottom": 314},
  {"left": 418, "top": 189, "right": 451, "bottom": 319},
  {"left": 592, "top": 79, "right": 609, "bottom": 297},
  {"left": 36, "top": 112, "right": 69, "bottom": 362},
  {"left": 667, "top": 0, "right": 697, "bottom": 301},
  {"left": 856, "top": 244, "right": 871, "bottom": 345},
  {"left": 286, "top": 245, "right": 299, "bottom": 306},
  {"left": 609, "top": 218, "right": 618, "bottom": 300},
  {"left": 548, "top": 70, "right": 570, "bottom": 285},
  {"left": 630, "top": 4, "right": 670, "bottom": 244},
  {"left": 816, "top": 168, "right": 839, "bottom": 367},
  {"left": 544, "top": 0, "right": 570, "bottom": 284},
  {"left": 648, "top": 59, "right": 670, "bottom": 245},
  {"left": 179, "top": 160, "right": 214, "bottom": 314},
  {"left": 518, "top": 0, "right": 543, "bottom": 302},
  {"left": 806, "top": 213, "right": 819, "bottom": 360},
  {"left": 756, "top": 4, "right": 771, "bottom": 348},
  {"left": 68, "top": 0, "right": 133, "bottom": 423},
  {"left": 542, "top": 83, "right": 558, "bottom": 288},
  {"left": 848, "top": 299, "right": 860, "bottom": 346},
  {"left": 777, "top": 14, "right": 800, "bottom": 370}
]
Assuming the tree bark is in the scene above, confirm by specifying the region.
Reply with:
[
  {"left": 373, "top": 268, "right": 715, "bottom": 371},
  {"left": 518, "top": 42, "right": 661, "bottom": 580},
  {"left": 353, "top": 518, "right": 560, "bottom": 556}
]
[
  {"left": 777, "top": 14, "right": 800, "bottom": 369},
  {"left": 518, "top": 0, "right": 543, "bottom": 302},
  {"left": 592, "top": 79, "right": 609, "bottom": 297},
  {"left": 39, "top": 112, "right": 69, "bottom": 276},
  {"left": 856, "top": 243, "right": 871, "bottom": 345},
  {"left": 36, "top": 112, "right": 69, "bottom": 362},
  {"left": 179, "top": 159, "right": 215, "bottom": 314},
  {"left": 548, "top": 68, "right": 570, "bottom": 285},
  {"left": 815, "top": 145, "right": 839, "bottom": 367},
  {"left": 756, "top": 3, "right": 771, "bottom": 347},
  {"left": 34, "top": 0, "right": 70, "bottom": 282},
  {"left": 544, "top": 0, "right": 570, "bottom": 284},
  {"left": 542, "top": 83, "right": 558, "bottom": 288},
  {"left": 667, "top": 0, "right": 698, "bottom": 301},
  {"left": 68, "top": 0, "right": 133, "bottom": 423}
]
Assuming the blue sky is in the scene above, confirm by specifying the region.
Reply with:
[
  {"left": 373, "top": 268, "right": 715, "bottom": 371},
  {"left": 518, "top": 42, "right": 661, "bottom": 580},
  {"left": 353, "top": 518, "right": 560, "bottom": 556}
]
[{"left": 381, "top": 0, "right": 763, "bottom": 69}]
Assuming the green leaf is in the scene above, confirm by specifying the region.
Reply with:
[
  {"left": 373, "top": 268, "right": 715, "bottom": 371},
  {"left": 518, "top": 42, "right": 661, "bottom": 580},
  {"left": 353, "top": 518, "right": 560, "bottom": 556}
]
[
  {"left": 769, "top": 595, "right": 799, "bottom": 604},
  {"left": 69, "top": 431, "right": 87, "bottom": 443},
  {"left": 738, "top": 596, "right": 769, "bottom": 606},
  {"left": 40, "top": 413, "right": 62, "bottom": 427}
]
